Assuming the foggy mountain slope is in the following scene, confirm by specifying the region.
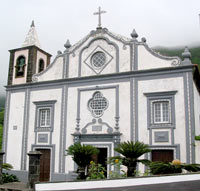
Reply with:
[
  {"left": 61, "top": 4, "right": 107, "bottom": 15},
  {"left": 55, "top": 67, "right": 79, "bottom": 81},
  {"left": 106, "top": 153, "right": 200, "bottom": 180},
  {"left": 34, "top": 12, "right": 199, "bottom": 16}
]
[{"left": 153, "top": 46, "right": 200, "bottom": 69}]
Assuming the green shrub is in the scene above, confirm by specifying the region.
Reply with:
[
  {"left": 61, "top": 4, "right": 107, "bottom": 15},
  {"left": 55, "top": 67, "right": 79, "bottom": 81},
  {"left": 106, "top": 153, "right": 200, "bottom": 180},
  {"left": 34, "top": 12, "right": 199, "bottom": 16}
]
[
  {"left": 112, "top": 141, "right": 151, "bottom": 177},
  {"left": 195, "top": 135, "right": 200, "bottom": 141},
  {"left": 149, "top": 162, "right": 182, "bottom": 175},
  {"left": 87, "top": 161, "right": 106, "bottom": 180},
  {"left": 66, "top": 143, "right": 99, "bottom": 179},
  {"left": 149, "top": 162, "right": 200, "bottom": 175},
  {"left": 108, "top": 158, "right": 127, "bottom": 178},
  {"left": 2, "top": 173, "right": 19, "bottom": 183}
]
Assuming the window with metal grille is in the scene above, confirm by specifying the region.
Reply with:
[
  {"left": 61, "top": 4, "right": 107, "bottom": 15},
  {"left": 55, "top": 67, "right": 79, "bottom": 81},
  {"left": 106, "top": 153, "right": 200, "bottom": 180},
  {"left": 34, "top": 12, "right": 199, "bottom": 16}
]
[
  {"left": 153, "top": 101, "right": 170, "bottom": 123},
  {"left": 91, "top": 52, "right": 106, "bottom": 69},
  {"left": 39, "top": 108, "right": 51, "bottom": 127},
  {"left": 88, "top": 91, "right": 108, "bottom": 118}
]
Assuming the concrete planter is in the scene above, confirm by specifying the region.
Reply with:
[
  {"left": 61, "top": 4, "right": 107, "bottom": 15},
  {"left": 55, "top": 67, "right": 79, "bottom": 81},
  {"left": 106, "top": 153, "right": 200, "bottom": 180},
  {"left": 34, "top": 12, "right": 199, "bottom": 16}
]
[{"left": 35, "top": 173, "right": 200, "bottom": 191}]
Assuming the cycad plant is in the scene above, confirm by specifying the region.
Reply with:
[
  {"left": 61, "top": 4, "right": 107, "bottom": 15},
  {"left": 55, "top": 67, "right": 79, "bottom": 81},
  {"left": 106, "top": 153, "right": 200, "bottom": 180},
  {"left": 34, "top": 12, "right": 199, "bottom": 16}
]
[
  {"left": 66, "top": 143, "right": 99, "bottom": 179},
  {"left": 113, "top": 141, "right": 151, "bottom": 177}
]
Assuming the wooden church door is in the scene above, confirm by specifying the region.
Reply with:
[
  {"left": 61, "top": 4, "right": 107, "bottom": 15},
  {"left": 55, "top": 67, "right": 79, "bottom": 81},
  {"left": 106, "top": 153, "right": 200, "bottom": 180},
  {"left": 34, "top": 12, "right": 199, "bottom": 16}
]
[
  {"left": 36, "top": 149, "right": 51, "bottom": 182},
  {"left": 152, "top": 150, "right": 173, "bottom": 162}
]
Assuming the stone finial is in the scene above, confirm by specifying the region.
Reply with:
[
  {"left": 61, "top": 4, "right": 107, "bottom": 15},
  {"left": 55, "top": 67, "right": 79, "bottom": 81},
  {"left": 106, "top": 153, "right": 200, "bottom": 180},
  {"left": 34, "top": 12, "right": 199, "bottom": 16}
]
[
  {"left": 182, "top": 46, "right": 191, "bottom": 59},
  {"left": 31, "top": 20, "right": 35, "bottom": 27},
  {"left": 131, "top": 29, "right": 138, "bottom": 39},
  {"left": 141, "top": 37, "right": 146, "bottom": 43},
  {"left": 57, "top": 50, "right": 62, "bottom": 55},
  {"left": 64, "top": 39, "right": 71, "bottom": 49},
  {"left": 182, "top": 46, "right": 192, "bottom": 65}
]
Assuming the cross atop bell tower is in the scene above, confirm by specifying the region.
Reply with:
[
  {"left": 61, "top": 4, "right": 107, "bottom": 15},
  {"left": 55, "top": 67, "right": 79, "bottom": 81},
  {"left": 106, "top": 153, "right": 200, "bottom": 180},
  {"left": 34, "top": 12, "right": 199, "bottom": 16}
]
[{"left": 93, "top": 7, "right": 106, "bottom": 29}]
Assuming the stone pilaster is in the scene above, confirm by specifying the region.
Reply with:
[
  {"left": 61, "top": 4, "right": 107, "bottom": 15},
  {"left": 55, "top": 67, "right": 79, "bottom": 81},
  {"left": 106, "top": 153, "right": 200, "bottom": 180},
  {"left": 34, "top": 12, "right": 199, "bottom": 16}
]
[
  {"left": 27, "top": 151, "right": 42, "bottom": 189},
  {"left": 0, "top": 152, "right": 5, "bottom": 184}
]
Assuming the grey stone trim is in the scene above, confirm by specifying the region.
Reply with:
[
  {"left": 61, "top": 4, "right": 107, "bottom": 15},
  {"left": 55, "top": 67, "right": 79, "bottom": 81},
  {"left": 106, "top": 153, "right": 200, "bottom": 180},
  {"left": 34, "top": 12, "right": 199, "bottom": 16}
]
[
  {"left": 154, "top": 131, "right": 169, "bottom": 142},
  {"left": 7, "top": 51, "right": 15, "bottom": 85},
  {"left": 21, "top": 89, "right": 30, "bottom": 170},
  {"left": 144, "top": 91, "right": 177, "bottom": 147},
  {"left": 183, "top": 73, "right": 191, "bottom": 163},
  {"left": 149, "top": 144, "right": 180, "bottom": 160},
  {"left": 82, "top": 119, "right": 113, "bottom": 134},
  {"left": 130, "top": 44, "right": 133, "bottom": 71},
  {"left": 76, "top": 85, "right": 119, "bottom": 134},
  {"left": 130, "top": 79, "right": 133, "bottom": 140},
  {"left": 134, "top": 79, "right": 138, "bottom": 141},
  {"left": 188, "top": 72, "right": 196, "bottom": 163},
  {"left": 38, "top": 134, "right": 48, "bottom": 143},
  {"left": 67, "top": 28, "right": 132, "bottom": 56},
  {"left": 144, "top": 91, "right": 177, "bottom": 129},
  {"left": 63, "top": 52, "right": 70, "bottom": 79},
  {"left": 130, "top": 78, "right": 138, "bottom": 142},
  {"left": 2, "top": 91, "right": 11, "bottom": 162},
  {"left": 33, "top": 100, "right": 57, "bottom": 132},
  {"left": 133, "top": 43, "right": 138, "bottom": 70},
  {"left": 32, "top": 55, "right": 64, "bottom": 82},
  {"left": 31, "top": 144, "right": 56, "bottom": 179},
  {"left": 104, "top": 29, "right": 132, "bottom": 45},
  {"left": 68, "top": 32, "right": 92, "bottom": 54},
  {"left": 78, "top": 36, "right": 119, "bottom": 77},
  {"left": 183, "top": 72, "right": 195, "bottom": 163},
  {"left": 83, "top": 45, "right": 114, "bottom": 75},
  {"left": 138, "top": 43, "right": 181, "bottom": 65},
  {"left": 59, "top": 86, "right": 68, "bottom": 173},
  {"left": 7, "top": 65, "right": 194, "bottom": 91}
]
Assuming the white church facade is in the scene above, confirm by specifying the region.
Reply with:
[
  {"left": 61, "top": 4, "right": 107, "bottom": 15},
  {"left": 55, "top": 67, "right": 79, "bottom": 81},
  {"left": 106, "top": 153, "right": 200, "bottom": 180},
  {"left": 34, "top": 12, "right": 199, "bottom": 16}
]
[{"left": 2, "top": 16, "right": 200, "bottom": 182}]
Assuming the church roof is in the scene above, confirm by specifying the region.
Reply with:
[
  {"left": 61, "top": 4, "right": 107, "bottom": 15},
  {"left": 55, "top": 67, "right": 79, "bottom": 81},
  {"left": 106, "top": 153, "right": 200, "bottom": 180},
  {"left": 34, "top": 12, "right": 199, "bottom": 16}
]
[{"left": 22, "top": 21, "right": 41, "bottom": 48}]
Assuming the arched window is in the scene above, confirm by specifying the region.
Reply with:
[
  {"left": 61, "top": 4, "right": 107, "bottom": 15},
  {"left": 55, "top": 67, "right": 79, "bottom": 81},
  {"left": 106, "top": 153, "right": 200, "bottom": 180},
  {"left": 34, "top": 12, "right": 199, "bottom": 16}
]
[
  {"left": 38, "top": 59, "right": 45, "bottom": 73},
  {"left": 15, "top": 56, "right": 26, "bottom": 77}
]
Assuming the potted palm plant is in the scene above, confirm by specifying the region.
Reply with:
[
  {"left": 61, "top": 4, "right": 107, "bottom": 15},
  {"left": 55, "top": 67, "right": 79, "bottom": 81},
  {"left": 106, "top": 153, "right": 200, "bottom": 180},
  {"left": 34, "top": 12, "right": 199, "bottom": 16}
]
[
  {"left": 66, "top": 143, "right": 99, "bottom": 180},
  {"left": 112, "top": 141, "right": 151, "bottom": 177}
]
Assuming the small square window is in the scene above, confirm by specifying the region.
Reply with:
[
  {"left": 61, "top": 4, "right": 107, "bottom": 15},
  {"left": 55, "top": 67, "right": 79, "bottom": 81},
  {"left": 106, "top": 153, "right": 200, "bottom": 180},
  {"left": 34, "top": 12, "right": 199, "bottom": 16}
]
[
  {"left": 144, "top": 91, "right": 177, "bottom": 129},
  {"left": 34, "top": 100, "right": 56, "bottom": 132}
]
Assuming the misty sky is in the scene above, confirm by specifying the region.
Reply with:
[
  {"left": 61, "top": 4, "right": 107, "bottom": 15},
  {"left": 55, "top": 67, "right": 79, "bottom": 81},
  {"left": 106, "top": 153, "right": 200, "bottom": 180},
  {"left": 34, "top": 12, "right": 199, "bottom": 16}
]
[{"left": 1, "top": 0, "right": 200, "bottom": 95}]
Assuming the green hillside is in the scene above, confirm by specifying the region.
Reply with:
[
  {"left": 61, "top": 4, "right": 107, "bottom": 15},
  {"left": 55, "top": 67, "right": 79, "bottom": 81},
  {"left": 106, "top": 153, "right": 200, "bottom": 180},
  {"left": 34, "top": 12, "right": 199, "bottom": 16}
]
[
  {"left": 153, "top": 46, "right": 200, "bottom": 70},
  {"left": 0, "top": 96, "right": 5, "bottom": 111}
]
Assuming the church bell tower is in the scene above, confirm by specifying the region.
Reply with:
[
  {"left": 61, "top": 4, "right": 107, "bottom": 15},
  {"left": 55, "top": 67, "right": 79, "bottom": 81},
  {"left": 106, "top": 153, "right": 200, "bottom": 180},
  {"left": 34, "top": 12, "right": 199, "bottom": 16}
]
[{"left": 7, "top": 21, "right": 51, "bottom": 85}]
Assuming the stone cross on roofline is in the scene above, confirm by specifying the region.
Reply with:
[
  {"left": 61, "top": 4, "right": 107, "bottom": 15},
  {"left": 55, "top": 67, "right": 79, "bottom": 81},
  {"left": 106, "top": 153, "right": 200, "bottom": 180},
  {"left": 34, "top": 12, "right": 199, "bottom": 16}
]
[{"left": 93, "top": 7, "right": 106, "bottom": 29}]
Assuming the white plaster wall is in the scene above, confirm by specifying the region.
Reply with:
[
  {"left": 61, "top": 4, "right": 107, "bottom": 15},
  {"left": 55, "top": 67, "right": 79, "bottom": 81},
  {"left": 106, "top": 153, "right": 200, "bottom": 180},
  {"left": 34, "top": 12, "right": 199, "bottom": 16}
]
[
  {"left": 12, "top": 49, "right": 29, "bottom": 85},
  {"left": 36, "top": 50, "right": 48, "bottom": 73},
  {"left": 195, "top": 141, "right": 200, "bottom": 163},
  {"left": 27, "top": 88, "right": 62, "bottom": 172},
  {"left": 66, "top": 82, "right": 130, "bottom": 173},
  {"left": 137, "top": 45, "right": 178, "bottom": 70},
  {"left": 193, "top": 83, "right": 200, "bottom": 136},
  {"left": 138, "top": 77, "right": 186, "bottom": 161},
  {"left": 6, "top": 92, "right": 25, "bottom": 170},
  {"left": 36, "top": 56, "right": 64, "bottom": 82}
]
